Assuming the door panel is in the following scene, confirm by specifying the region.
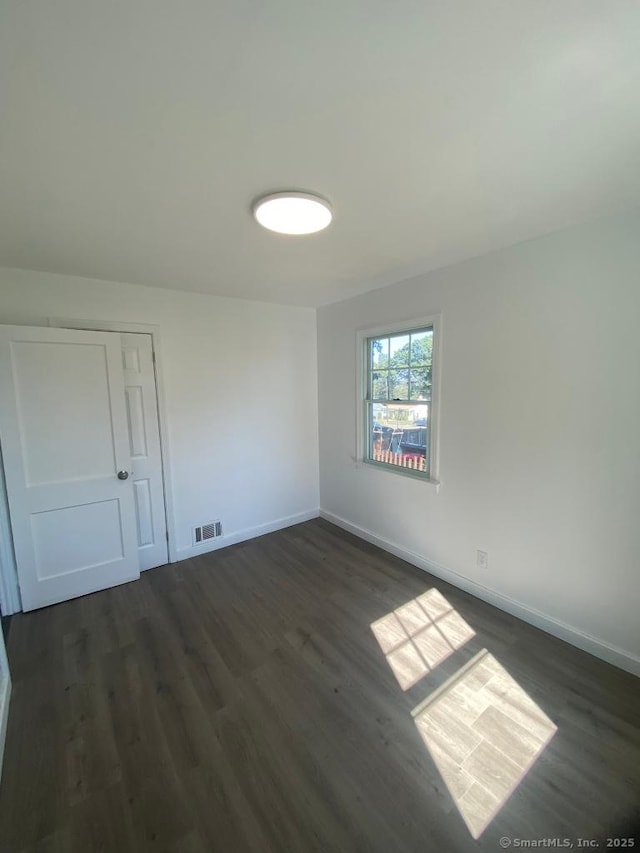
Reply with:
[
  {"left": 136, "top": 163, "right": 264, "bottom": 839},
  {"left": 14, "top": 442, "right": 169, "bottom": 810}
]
[
  {"left": 0, "top": 325, "right": 140, "bottom": 610},
  {"left": 121, "top": 333, "right": 168, "bottom": 570},
  {"left": 12, "top": 341, "right": 116, "bottom": 484},
  {"left": 133, "top": 479, "right": 154, "bottom": 546},
  {"left": 31, "top": 498, "right": 125, "bottom": 579},
  {"left": 125, "top": 386, "right": 147, "bottom": 457}
]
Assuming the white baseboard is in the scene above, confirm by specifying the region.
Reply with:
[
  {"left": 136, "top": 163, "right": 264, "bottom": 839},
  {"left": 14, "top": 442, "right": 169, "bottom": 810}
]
[
  {"left": 174, "top": 508, "right": 320, "bottom": 562},
  {"left": 0, "top": 673, "right": 10, "bottom": 781},
  {"left": 320, "top": 509, "right": 640, "bottom": 678}
]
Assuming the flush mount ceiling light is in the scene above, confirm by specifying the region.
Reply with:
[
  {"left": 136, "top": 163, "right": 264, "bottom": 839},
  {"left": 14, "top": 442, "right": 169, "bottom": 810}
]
[{"left": 253, "top": 191, "right": 332, "bottom": 235}]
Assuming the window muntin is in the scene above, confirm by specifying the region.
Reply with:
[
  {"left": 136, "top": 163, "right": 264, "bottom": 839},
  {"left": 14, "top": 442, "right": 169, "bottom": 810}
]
[{"left": 365, "top": 326, "right": 433, "bottom": 477}]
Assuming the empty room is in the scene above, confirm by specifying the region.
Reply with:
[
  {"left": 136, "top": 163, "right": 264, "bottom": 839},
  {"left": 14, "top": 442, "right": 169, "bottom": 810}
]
[{"left": 0, "top": 1, "right": 639, "bottom": 850}]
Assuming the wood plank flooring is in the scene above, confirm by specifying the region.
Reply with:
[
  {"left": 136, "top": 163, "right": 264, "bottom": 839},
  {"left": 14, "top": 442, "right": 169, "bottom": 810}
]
[{"left": 0, "top": 518, "right": 638, "bottom": 851}]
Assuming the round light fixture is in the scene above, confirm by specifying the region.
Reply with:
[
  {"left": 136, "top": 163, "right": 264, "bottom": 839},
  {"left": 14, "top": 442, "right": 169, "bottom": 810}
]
[{"left": 253, "top": 191, "right": 332, "bottom": 235}]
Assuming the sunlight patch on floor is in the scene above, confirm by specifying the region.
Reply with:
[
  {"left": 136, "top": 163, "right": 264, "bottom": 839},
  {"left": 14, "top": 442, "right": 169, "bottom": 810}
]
[
  {"left": 370, "top": 589, "right": 475, "bottom": 690},
  {"left": 412, "top": 650, "right": 557, "bottom": 839},
  {"left": 371, "top": 591, "right": 558, "bottom": 839}
]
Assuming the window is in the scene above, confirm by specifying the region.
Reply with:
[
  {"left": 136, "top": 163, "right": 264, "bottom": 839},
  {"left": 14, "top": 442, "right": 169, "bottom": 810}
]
[{"left": 362, "top": 321, "right": 438, "bottom": 480}]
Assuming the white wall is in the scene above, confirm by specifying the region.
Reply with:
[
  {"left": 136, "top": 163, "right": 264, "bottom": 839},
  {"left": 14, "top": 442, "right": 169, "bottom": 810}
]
[
  {"left": 0, "top": 267, "right": 319, "bottom": 578},
  {"left": 317, "top": 211, "right": 640, "bottom": 674}
]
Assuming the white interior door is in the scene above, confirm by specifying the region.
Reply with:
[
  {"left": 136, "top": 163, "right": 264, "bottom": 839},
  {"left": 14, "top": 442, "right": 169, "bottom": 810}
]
[
  {"left": 0, "top": 325, "right": 140, "bottom": 611},
  {"left": 121, "top": 333, "right": 168, "bottom": 570}
]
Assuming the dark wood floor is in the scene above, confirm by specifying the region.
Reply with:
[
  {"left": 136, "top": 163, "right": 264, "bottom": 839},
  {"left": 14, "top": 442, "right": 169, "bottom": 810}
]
[{"left": 0, "top": 519, "right": 638, "bottom": 851}]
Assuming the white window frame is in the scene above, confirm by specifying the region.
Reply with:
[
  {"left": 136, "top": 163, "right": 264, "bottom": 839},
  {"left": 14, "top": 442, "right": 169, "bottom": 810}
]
[{"left": 356, "top": 314, "right": 441, "bottom": 485}]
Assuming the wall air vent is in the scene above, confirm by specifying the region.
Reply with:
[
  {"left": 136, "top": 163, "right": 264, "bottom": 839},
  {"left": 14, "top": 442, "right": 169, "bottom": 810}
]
[{"left": 193, "top": 520, "right": 223, "bottom": 545}]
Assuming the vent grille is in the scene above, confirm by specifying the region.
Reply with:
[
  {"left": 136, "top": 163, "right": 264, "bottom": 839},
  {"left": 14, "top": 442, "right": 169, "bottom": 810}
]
[{"left": 193, "top": 520, "right": 222, "bottom": 545}]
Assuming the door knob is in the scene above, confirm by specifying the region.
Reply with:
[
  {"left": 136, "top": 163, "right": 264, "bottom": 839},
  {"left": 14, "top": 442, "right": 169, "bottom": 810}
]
[{"left": 117, "top": 470, "right": 129, "bottom": 480}]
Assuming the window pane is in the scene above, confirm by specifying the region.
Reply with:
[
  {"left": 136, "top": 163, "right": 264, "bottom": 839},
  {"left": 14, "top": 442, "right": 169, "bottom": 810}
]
[
  {"left": 409, "top": 368, "right": 431, "bottom": 401},
  {"left": 371, "top": 337, "right": 389, "bottom": 369},
  {"left": 368, "top": 403, "right": 429, "bottom": 475},
  {"left": 371, "top": 370, "right": 388, "bottom": 399},
  {"left": 389, "top": 369, "right": 409, "bottom": 400},
  {"left": 371, "top": 403, "right": 386, "bottom": 448},
  {"left": 410, "top": 330, "right": 432, "bottom": 366},
  {"left": 389, "top": 335, "right": 410, "bottom": 366}
]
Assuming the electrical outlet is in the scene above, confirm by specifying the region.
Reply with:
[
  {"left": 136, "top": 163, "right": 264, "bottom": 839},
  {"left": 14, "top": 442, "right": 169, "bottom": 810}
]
[{"left": 477, "top": 549, "right": 488, "bottom": 570}]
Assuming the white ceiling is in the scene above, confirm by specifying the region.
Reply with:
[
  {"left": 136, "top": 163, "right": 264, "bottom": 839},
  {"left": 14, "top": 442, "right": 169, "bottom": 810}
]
[{"left": 1, "top": 1, "right": 639, "bottom": 307}]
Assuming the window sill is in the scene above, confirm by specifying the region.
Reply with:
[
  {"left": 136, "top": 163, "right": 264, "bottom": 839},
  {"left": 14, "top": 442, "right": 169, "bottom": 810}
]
[{"left": 356, "top": 458, "right": 441, "bottom": 488}]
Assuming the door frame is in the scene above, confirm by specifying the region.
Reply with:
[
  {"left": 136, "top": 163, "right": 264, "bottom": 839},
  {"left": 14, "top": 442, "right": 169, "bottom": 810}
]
[
  {"left": 0, "top": 318, "right": 176, "bottom": 614},
  {"left": 0, "top": 453, "right": 21, "bottom": 614}
]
